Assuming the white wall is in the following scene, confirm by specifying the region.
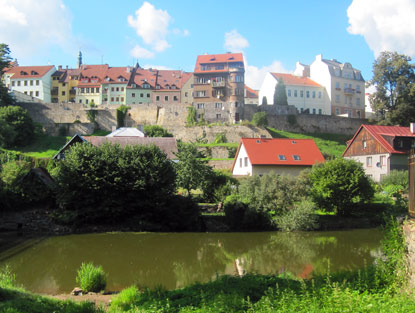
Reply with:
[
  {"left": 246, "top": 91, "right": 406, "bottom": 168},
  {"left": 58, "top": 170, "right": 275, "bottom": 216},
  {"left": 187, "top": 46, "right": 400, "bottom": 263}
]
[
  {"left": 232, "top": 144, "right": 252, "bottom": 176},
  {"left": 258, "top": 72, "right": 276, "bottom": 105},
  {"left": 344, "top": 153, "right": 390, "bottom": 182}
]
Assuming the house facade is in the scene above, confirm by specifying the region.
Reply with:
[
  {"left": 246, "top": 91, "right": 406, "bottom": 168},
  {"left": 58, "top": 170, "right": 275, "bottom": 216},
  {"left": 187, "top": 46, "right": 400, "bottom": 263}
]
[
  {"left": 343, "top": 124, "right": 415, "bottom": 182},
  {"left": 259, "top": 72, "right": 331, "bottom": 115},
  {"left": 3, "top": 65, "right": 55, "bottom": 102},
  {"left": 51, "top": 66, "right": 81, "bottom": 103},
  {"left": 244, "top": 85, "right": 258, "bottom": 105},
  {"left": 294, "top": 54, "right": 365, "bottom": 118},
  {"left": 193, "top": 52, "right": 245, "bottom": 123},
  {"left": 232, "top": 138, "right": 325, "bottom": 176}
]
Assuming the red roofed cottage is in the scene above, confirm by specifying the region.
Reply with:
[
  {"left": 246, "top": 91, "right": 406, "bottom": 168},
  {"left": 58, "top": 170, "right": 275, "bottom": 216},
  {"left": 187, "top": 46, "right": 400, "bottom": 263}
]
[
  {"left": 232, "top": 138, "right": 325, "bottom": 176},
  {"left": 343, "top": 124, "right": 415, "bottom": 182}
]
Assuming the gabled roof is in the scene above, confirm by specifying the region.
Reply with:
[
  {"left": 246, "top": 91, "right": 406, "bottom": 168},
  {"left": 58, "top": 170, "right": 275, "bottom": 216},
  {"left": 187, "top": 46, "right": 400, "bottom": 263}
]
[
  {"left": 83, "top": 136, "right": 178, "bottom": 159},
  {"left": 232, "top": 138, "right": 324, "bottom": 170},
  {"left": 271, "top": 73, "right": 321, "bottom": 87},
  {"left": 106, "top": 127, "right": 145, "bottom": 137},
  {"left": 342, "top": 124, "right": 415, "bottom": 156},
  {"left": 244, "top": 85, "right": 258, "bottom": 98},
  {"left": 52, "top": 134, "right": 87, "bottom": 159},
  {"left": 5, "top": 65, "right": 55, "bottom": 79},
  {"left": 102, "top": 66, "right": 132, "bottom": 84},
  {"left": 194, "top": 52, "right": 244, "bottom": 73}
]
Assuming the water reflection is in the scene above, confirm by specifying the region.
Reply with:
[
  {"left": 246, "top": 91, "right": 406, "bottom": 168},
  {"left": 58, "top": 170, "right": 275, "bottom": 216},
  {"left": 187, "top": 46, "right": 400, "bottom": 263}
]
[{"left": 0, "top": 229, "right": 383, "bottom": 293}]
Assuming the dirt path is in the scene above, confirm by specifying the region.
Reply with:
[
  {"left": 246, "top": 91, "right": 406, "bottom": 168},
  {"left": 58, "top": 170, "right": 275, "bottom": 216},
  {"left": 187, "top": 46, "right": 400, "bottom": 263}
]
[{"left": 49, "top": 293, "right": 116, "bottom": 310}]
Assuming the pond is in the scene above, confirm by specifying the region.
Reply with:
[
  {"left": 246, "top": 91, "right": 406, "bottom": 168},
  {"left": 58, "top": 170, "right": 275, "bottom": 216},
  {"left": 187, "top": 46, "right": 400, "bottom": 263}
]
[{"left": 0, "top": 229, "right": 383, "bottom": 294}]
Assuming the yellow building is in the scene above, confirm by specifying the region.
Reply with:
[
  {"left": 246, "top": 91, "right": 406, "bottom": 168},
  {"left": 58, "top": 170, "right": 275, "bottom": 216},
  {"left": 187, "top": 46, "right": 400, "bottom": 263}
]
[{"left": 51, "top": 66, "right": 81, "bottom": 103}]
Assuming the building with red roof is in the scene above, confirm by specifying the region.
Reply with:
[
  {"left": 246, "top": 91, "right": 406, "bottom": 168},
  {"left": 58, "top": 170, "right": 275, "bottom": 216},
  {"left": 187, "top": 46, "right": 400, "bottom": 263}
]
[
  {"left": 3, "top": 65, "right": 56, "bottom": 102},
  {"left": 193, "top": 52, "right": 245, "bottom": 123},
  {"left": 232, "top": 138, "right": 325, "bottom": 176},
  {"left": 343, "top": 124, "right": 415, "bottom": 181},
  {"left": 244, "top": 85, "right": 258, "bottom": 105},
  {"left": 259, "top": 72, "right": 331, "bottom": 115}
]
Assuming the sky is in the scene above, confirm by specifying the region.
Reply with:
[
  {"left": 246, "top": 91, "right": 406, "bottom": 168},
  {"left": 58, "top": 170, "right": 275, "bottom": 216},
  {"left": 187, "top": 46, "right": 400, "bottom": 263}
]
[{"left": 1, "top": 0, "right": 415, "bottom": 90}]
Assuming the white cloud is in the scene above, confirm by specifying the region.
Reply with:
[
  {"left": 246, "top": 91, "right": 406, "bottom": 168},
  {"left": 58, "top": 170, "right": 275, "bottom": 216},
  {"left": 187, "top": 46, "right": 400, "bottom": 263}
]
[
  {"left": 347, "top": 0, "right": 415, "bottom": 57},
  {"left": 128, "top": 2, "right": 172, "bottom": 52},
  {"left": 130, "top": 44, "right": 155, "bottom": 59},
  {"left": 245, "top": 60, "right": 290, "bottom": 90},
  {"left": 224, "top": 29, "right": 249, "bottom": 52},
  {"left": 0, "top": 0, "right": 74, "bottom": 59},
  {"left": 142, "top": 64, "right": 173, "bottom": 70}
]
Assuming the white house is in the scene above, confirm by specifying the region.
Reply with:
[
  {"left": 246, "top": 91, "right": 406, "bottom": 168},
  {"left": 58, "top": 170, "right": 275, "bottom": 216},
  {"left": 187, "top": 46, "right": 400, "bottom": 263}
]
[
  {"left": 3, "top": 65, "right": 56, "bottom": 102},
  {"left": 258, "top": 72, "right": 331, "bottom": 115},
  {"left": 343, "top": 124, "right": 415, "bottom": 182},
  {"left": 232, "top": 138, "right": 325, "bottom": 177}
]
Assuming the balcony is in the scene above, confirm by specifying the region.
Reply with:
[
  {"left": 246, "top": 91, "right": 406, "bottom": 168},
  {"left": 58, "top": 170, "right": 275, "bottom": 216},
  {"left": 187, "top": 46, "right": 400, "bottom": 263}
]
[
  {"left": 212, "top": 81, "right": 225, "bottom": 88},
  {"left": 344, "top": 88, "right": 355, "bottom": 95}
]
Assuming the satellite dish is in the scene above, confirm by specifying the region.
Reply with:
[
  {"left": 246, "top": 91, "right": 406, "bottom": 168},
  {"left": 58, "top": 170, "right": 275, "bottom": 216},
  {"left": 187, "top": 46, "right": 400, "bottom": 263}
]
[{"left": 376, "top": 162, "right": 381, "bottom": 168}]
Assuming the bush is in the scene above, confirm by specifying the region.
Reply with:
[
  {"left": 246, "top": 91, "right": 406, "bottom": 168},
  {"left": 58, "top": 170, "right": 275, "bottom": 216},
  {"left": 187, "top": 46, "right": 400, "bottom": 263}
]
[
  {"left": 0, "top": 160, "right": 31, "bottom": 211},
  {"left": 0, "top": 105, "right": 35, "bottom": 148},
  {"left": 143, "top": 125, "right": 173, "bottom": 137},
  {"left": 214, "top": 132, "right": 227, "bottom": 144},
  {"left": 76, "top": 262, "right": 107, "bottom": 293},
  {"left": 116, "top": 105, "right": 130, "bottom": 127},
  {"left": 108, "top": 286, "right": 141, "bottom": 313},
  {"left": 251, "top": 112, "right": 268, "bottom": 127},
  {"left": 275, "top": 199, "right": 319, "bottom": 231},
  {"left": 309, "top": 158, "right": 374, "bottom": 216},
  {"left": 380, "top": 170, "right": 408, "bottom": 193}
]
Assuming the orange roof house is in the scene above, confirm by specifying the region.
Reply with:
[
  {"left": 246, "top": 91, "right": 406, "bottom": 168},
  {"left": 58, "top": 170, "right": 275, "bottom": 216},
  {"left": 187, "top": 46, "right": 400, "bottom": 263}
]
[
  {"left": 232, "top": 138, "right": 325, "bottom": 176},
  {"left": 343, "top": 124, "right": 415, "bottom": 181}
]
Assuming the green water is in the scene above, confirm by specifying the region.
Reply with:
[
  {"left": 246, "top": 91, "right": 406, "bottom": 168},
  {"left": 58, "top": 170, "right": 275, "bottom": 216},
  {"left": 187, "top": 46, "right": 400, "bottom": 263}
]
[{"left": 0, "top": 229, "right": 383, "bottom": 294}]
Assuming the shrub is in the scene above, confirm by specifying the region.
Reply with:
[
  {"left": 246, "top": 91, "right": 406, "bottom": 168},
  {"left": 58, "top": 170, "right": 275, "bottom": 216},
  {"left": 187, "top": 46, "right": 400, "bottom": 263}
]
[
  {"left": 251, "top": 112, "right": 268, "bottom": 127},
  {"left": 186, "top": 106, "right": 197, "bottom": 126},
  {"left": 380, "top": 170, "right": 408, "bottom": 193},
  {"left": 0, "top": 105, "right": 35, "bottom": 148},
  {"left": 108, "top": 286, "right": 141, "bottom": 313},
  {"left": 143, "top": 125, "right": 173, "bottom": 137},
  {"left": 76, "top": 262, "right": 107, "bottom": 293},
  {"left": 309, "top": 158, "right": 374, "bottom": 216},
  {"left": 116, "top": 105, "right": 130, "bottom": 127},
  {"left": 275, "top": 199, "right": 319, "bottom": 231},
  {"left": 227, "top": 146, "right": 237, "bottom": 158},
  {"left": 214, "top": 132, "right": 227, "bottom": 144}
]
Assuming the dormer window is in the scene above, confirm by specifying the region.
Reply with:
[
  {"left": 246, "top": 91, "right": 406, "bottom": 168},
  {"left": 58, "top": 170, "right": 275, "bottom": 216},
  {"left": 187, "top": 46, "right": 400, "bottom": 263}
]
[
  {"left": 31, "top": 71, "right": 38, "bottom": 75},
  {"left": 143, "top": 83, "right": 150, "bottom": 89},
  {"left": 156, "top": 84, "right": 161, "bottom": 90},
  {"left": 293, "top": 155, "right": 301, "bottom": 161},
  {"left": 20, "top": 71, "right": 27, "bottom": 75},
  {"left": 278, "top": 154, "right": 286, "bottom": 161},
  {"left": 165, "top": 84, "right": 170, "bottom": 89},
  {"left": 171, "top": 85, "right": 177, "bottom": 89},
  {"left": 292, "top": 140, "right": 296, "bottom": 144},
  {"left": 256, "top": 140, "right": 261, "bottom": 144},
  {"left": 105, "top": 76, "right": 111, "bottom": 81}
]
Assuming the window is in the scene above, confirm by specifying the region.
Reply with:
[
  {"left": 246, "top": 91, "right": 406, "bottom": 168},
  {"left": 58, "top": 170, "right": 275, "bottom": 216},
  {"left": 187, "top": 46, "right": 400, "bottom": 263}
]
[
  {"left": 140, "top": 93, "right": 144, "bottom": 97},
  {"left": 294, "top": 90, "right": 297, "bottom": 97},
  {"left": 319, "top": 109, "right": 322, "bottom": 114},
  {"left": 380, "top": 155, "right": 386, "bottom": 166},
  {"left": 335, "top": 95, "right": 340, "bottom": 103},
  {"left": 197, "top": 103, "right": 204, "bottom": 109},
  {"left": 235, "top": 75, "right": 243, "bottom": 82},
  {"left": 121, "top": 87, "right": 124, "bottom": 92},
  {"left": 318, "top": 91, "right": 322, "bottom": 98},
  {"left": 30, "top": 80, "right": 33, "bottom": 86},
  {"left": 35, "top": 91, "right": 39, "bottom": 97},
  {"left": 96, "top": 88, "right": 100, "bottom": 93},
  {"left": 278, "top": 154, "right": 286, "bottom": 160},
  {"left": 156, "top": 96, "right": 160, "bottom": 101},
  {"left": 287, "top": 89, "right": 291, "bottom": 97},
  {"left": 185, "top": 92, "right": 188, "bottom": 97},
  {"left": 336, "top": 82, "right": 340, "bottom": 89},
  {"left": 62, "top": 83, "right": 66, "bottom": 87},
  {"left": 239, "top": 158, "right": 242, "bottom": 168},
  {"left": 336, "top": 108, "right": 340, "bottom": 115},
  {"left": 312, "top": 108, "right": 316, "bottom": 114},
  {"left": 79, "top": 99, "right": 82, "bottom": 103},
  {"left": 216, "top": 113, "right": 221, "bottom": 119},
  {"left": 17, "top": 81, "right": 21, "bottom": 86},
  {"left": 132, "top": 93, "right": 135, "bottom": 98},
  {"left": 344, "top": 83, "right": 348, "bottom": 89},
  {"left": 86, "top": 88, "right": 90, "bottom": 93},
  {"left": 356, "top": 98, "right": 360, "bottom": 106},
  {"left": 216, "top": 65, "right": 224, "bottom": 70},
  {"left": 116, "top": 97, "right": 119, "bottom": 102},
  {"left": 81, "top": 88, "right": 85, "bottom": 93},
  {"left": 173, "top": 96, "right": 178, "bottom": 101},
  {"left": 306, "top": 91, "right": 310, "bottom": 98},
  {"left": 24, "top": 80, "right": 28, "bottom": 86},
  {"left": 111, "top": 87, "right": 114, "bottom": 92},
  {"left": 293, "top": 155, "right": 301, "bottom": 161},
  {"left": 116, "top": 87, "right": 119, "bottom": 92},
  {"left": 147, "top": 93, "right": 150, "bottom": 98},
  {"left": 300, "top": 90, "right": 304, "bottom": 97},
  {"left": 111, "top": 97, "right": 114, "bottom": 102},
  {"left": 29, "top": 91, "right": 33, "bottom": 96},
  {"left": 36, "top": 80, "right": 39, "bottom": 86},
  {"left": 86, "top": 99, "right": 89, "bottom": 104},
  {"left": 121, "top": 97, "right": 124, "bottom": 102},
  {"left": 312, "top": 91, "right": 316, "bottom": 98},
  {"left": 235, "top": 102, "right": 239, "bottom": 107},
  {"left": 194, "top": 90, "right": 207, "bottom": 97},
  {"left": 244, "top": 157, "right": 248, "bottom": 167},
  {"left": 62, "top": 91, "right": 65, "bottom": 96},
  {"left": 164, "top": 95, "right": 169, "bottom": 101},
  {"left": 366, "top": 156, "right": 372, "bottom": 167},
  {"left": 215, "top": 102, "right": 222, "bottom": 109}
]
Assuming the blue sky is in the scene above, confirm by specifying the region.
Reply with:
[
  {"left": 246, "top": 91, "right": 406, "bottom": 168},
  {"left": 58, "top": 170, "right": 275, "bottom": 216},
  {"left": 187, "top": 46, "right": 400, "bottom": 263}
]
[{"left": 1, "top": 0, "right": 414, "bottom": 89}]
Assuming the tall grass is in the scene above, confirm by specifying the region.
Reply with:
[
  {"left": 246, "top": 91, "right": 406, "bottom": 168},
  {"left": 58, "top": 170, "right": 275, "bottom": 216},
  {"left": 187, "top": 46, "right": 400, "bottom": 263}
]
[{"left": 76, "top": 262, "right": 107, "bottom": 293}]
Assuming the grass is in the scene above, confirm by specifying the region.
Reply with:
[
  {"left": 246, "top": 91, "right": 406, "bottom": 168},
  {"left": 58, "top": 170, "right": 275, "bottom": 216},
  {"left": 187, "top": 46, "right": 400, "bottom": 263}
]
[
  {"left": 90, "top": 130, "right": 111, "bottom": 136},
  {"left": 266, "top": 127, "right": 350, "bottom": 159},
  {"left": 76, "top": 262, "right": 107, "bottom": 293}
]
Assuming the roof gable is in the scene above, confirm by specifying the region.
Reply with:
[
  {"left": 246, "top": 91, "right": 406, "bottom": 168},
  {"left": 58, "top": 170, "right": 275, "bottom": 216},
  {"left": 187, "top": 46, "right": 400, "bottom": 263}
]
[{"left": 6, "top": 65, "right": 55, "bottom": 79}]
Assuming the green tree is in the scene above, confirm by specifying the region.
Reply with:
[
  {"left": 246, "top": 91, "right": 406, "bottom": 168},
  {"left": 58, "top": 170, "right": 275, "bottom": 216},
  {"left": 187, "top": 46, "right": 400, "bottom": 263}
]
[
  {"left": 368, "top": 51, "right": 415, "bottom": 126},
  {"left": 309, "top": 158, "right": 374, "bottom": 216},
  {"left": 0, "top": 44, "right": 15, "bottom": 107},
  {"left": 273, "top": 78, "right": 288, "bottom": 105},
  {"left": 143, "top": 125, "right": 173, "bottom": 137},
  {"left": 0, "top": 106, "right": 35, "bottom": 148},
  {"left": 174, "top": 142, "right": 214, "bottom": 196},
  {"left": 186, "top": 106, "right": 197, "bottom": 125},
  {"left": 262, "top": 96, "right": 268, "bottom": 105},
  {"left": 251, "top": 111, "right": 268, "bottom": 126}
]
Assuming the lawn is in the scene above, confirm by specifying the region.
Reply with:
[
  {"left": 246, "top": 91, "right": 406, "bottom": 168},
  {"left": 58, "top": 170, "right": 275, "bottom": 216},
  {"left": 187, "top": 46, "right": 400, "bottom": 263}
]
[{"left": 266, "top": 127, "right": 350, "bottom": 159}]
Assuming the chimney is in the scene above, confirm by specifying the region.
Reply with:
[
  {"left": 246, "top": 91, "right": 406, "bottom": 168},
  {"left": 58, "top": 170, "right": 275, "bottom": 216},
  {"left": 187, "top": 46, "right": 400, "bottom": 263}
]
[
  {"left": 58, "top": 65, "right": 62, "bottom": 70},
  {"left": 66, "top": 65, "right": 68, "bottom": 70},
  {"left": 411, "top": 123, "right": 415, "bottom": 134}
]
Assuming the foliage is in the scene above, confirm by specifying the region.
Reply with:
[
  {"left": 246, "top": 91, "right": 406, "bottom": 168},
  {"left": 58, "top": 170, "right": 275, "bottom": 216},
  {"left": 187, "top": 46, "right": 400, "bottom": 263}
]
[
  {"left": 380, "top": 170, "right": 408, "bottom": 193},
  {"left": 54, "top": 142, "right": 178, "bottom": 226},
  {"left": 309, "top": 158, "right": 374, "bottom": 216},
  {"left": 368, "top": 51, "right": 415, "bottom": 126},
  {"left": 213, "top": 132, "right": 227, "bottom": 144},
  {"left": 203, "top": 169, "right": 238, "bottom": 203},
  {"left": 251, "top": 111, "right": 268, "bottom": 127},
  {"left": 0, "top": 106, "right": 35, "bottom": 148},
  {"left": 287, "top": 114, "right": 297, "bottom": 126},
  {"left": 108, "top": 286, "right": 141, "bottom": 313},
  {"left": 275, "top": 199, "right": 318, "bottom": 231},
  {"left": 143, "top": 125, "right": 173, "bottom": 137},
  {"left": 0, "top": 44, "right": 15, "bottom": 108},
  {"left": 87, "top": 109, "right": 97, "bottom": 124},
  {"left": 227, "top": 146, "right": 237, "bottom": 158},
  {"left": 261, "top": 96, "right": 267, "bottom": 105},
  {"left": 174, "top": 142, "right": 214, "bottom": 196},
  {"left": 274, "top": 77, "right": 288, "bottom": 105},
  {"left": 266, "top": 126, "right": 349, "bottom": 159},
  {"left": 76, "top": 262, "right": 107, "bottom": 293},
  {"left": 186, "top": 106, "right": 197, "bottom": 126},
  {"left": 116, "top": 105, "right": 130, "bottom": 127}
]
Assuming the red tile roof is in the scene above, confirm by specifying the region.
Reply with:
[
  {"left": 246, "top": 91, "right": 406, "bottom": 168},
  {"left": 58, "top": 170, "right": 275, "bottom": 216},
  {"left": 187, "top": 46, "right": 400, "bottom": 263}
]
[
  {"left": 271, "top": 73, "right": 321, "bottom": 87},
  {"left": 343, "top": 124, "right": 415, "bottom": 155},
  {"left": 234, "top": 138, "right": 325, "bottom": 168},
  {"left": 5, "top": 65, "right": 55, "bottom": 79},
  {"left": 102, "top": 66, "right": 132, "bottom": 84},
  {"left": 244, "top": 85, "right": 258, "bottom": 98},
  {"left": 194, "top": 52, "right": 244, "bottom": 73}
]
